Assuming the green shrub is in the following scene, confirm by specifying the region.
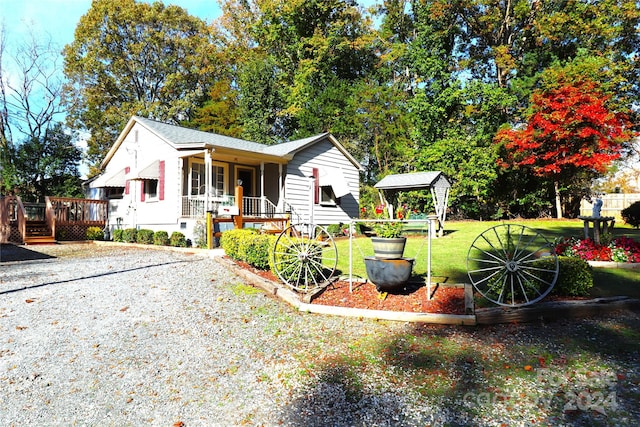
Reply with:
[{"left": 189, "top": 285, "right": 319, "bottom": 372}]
[
  {"left": 136, "top": 229, "right": 154, "bottom": 244},
  {"left": 86, "top": 226, "right": 104, "bottom": 241},
  {"left": 621, "top": 201, "right": 640, "bottom": 229},
  {"left": 153, "top": 230, "right": 169, "bottom": 246},
  {"left": 113, "top": 229, "right": 124, "bottom": 242},
  {"left": 122, "top": 228, "right": 137, "bottom": 243},
  {"left": 220, "top": 228, "right": 258, "bottom": 260},
  {"left": 245, "top": 233, "right": 276, "bottom": 270},
  {"left": 534, "top": 256, "right": 593, "bottom": 297},
  {"left": 169, "top": 231, "right": 187, "bottom": 247}
]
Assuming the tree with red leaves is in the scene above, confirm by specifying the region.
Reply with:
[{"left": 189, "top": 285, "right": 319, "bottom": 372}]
[{"left": 495, "top": 77, "right": 634, "bottom": 218}]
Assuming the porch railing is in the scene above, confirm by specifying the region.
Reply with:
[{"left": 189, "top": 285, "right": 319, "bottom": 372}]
[
  {"left": 48, "top": 197, "right": 108, "bottom": 225},
  {"left": 181, "top": 196, "right": 233, "bottom": 218},
  {"left": 181, "top": 195, "right": 285, "bottom": 218}
]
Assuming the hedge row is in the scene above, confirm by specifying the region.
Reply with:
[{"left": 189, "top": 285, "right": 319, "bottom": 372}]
[
  {"left": 220, "top": 229, "right": 276, "bottom": 272},
  {"left": 103, "top": 228, "right": 191, "bottom": 247}
]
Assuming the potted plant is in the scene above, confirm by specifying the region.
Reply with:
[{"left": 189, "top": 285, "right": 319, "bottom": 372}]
[
  {"left": 370, "top": 204, "right": 408, "bottom": 259},
  {"left": 364, "top": 204, "right": 414, "bottom": 290}
]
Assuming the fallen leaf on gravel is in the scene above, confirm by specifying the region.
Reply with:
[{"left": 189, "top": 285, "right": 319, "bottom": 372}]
[
  {"left": 120, "top": 306, "right": 129, "bottom": 312},
  {"left": 16, "top": 326, "right": 27, "bottom": 330},
  {"left": 25, "top": 299, "right": 35, "bottom": 303}
]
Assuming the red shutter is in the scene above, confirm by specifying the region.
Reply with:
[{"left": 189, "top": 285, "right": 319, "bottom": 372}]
[
  {"left": 159, "top": 160, "right": 165, "bottom": 201},
  {"left": 124, "top": 167, "right": 130, "bottom": 195},
  {"left": 312, "top": 168, "right": 319, "bottom": 204},
  {"left": 140, "top": 181, "right": 145, "bottom": 202}
]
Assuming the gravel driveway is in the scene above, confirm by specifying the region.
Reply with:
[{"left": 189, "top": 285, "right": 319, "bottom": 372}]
[{"left": 1, "top": 243, "right": 639, "bottom": 426}]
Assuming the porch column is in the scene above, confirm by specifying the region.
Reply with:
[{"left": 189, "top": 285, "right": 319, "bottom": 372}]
[
  {"left": 260, "top": 162, "right": 265, "bottom": 216},
  {"left": 178, "top": 157, "right": 183, "bottom": 218},
  {"left": 204, "top": 149, "right": 212, "bottom": 213},
  {"left": 278, "top": 164, "right": 284, "bottom": 211}
]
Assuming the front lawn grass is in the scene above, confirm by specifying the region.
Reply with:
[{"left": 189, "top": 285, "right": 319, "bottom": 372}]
[{"left": 334, "top": 219, "right": 639, "bottom": 298}]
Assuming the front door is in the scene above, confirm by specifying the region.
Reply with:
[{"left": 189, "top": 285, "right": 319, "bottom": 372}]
[{"left": 237, "top": 167, "right": 254, "bottom": 196}]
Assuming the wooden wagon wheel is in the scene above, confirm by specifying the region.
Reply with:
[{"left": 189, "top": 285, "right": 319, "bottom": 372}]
[
  {"left": 466, "top": 224, "right": 559, "bottom": 307},
  {"left": 272, "top": 223, "right": 338, "bottom": 293}
]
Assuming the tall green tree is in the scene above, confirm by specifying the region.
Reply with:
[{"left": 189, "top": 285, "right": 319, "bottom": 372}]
[
  {"left": 217, "top": 0, "right": 377, "bottom": 142},
  {"left": 63, "top": 0, "right": 220, "bottom": 171},
  {"left": 12, "top": 123, "right": 83, "bottom": 201},
  {"left": 191, "top": 79, "right": 243, "bottom": 138},
  {"left": 236, "top": 55, "right": 292, "bottom": 144}
]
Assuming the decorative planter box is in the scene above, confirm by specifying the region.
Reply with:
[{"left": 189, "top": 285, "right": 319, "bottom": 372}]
[{"left": 371, "top": 236, "right": 407, "bottom": 259}]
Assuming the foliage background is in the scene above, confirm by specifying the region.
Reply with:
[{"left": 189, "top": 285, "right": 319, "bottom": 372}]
[{"left": 2, "top": 0, "right": 638, "bottom": 216}]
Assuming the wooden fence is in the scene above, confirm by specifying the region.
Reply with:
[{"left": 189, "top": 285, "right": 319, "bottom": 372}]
[{"left": 580, "top": 193, "right": 640, "bottom": 220}]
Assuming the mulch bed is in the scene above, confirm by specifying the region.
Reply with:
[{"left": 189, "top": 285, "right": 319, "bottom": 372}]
[
  {"left": 312, "top": 280, "right": 466, "bottom": 315},
  {"left": 229, "top": 258, "right": 466, "bottom": 315}
]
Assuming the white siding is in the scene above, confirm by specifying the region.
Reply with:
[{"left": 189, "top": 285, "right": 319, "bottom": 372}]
[
  {"left": 285, "top": 138, "right": 360, "bottom": 225},
  {"left": 99, "top": 123, "right": 183, "bottom": 229}
]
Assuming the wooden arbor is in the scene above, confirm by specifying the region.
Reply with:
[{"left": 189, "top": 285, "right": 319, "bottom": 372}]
[{"left": 374, "top": 171, "right": 451, "bottom": 236}]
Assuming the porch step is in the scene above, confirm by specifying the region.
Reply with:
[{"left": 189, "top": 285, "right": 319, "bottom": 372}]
[
  {"left": 24, "top": 220, "right": 56, "bottom": 244},
  {"left": 24, "top": 235, "right": 57, "bottom": 245}
]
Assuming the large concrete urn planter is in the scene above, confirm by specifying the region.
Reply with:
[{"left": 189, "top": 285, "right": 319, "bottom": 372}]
[
  {"left": 364, "top": 256, "right": 415, "bottom": 292},
  {"left": 371, "top": 237, "right": 407, "bottom": 259}
]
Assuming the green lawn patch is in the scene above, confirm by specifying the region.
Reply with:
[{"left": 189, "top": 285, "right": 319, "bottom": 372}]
[{"left": 335, "top": 219, "right": 639, "bottom": 298}]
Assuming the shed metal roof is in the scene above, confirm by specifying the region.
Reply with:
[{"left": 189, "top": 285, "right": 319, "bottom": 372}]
[{"left": 374, "top": 171, "right": 450, "bottom": 191}]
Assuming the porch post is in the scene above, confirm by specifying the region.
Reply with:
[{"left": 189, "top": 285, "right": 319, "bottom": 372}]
[
  {"left": 178, "top": 157, "right": 183, "bottom": 218},
  {"left": 204, "top": 149, "right": 211, "bottom": 214},
  {"left": 260, "top": 162, "right": 265, "bottom": 216},
  {"left": 278, "top": 164, "right": 283, "bottom": 210},
  {"left": 234, "top": 183, "right": 243, "bottom": 229}
]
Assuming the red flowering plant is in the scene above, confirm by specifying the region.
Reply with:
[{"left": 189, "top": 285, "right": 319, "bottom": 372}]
[
  {"left": 364, "top": 204, "right": 409, "bottom": 238},
  {"left": 610, "top": 236, "right": 640, "bottom": 263},
  {"left": 554, "top": 236, "right": 640, "bottom": 263}
]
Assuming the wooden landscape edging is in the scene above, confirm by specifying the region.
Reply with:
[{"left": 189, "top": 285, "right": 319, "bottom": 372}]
[
  {"left": 214, "top": 255, "right": 640, "bottom": 326},
  {"left": 475, "top": 296, "right": 640, "bottom": 325},
  {"left": 298, "top": 303, "right": 477, "bottom": 325},
  {"left": 215, "top": 255, "right": 476, "bottom": 325}
]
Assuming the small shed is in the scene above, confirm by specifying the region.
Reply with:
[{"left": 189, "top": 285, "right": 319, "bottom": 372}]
[{"left": 374, "top": 171, "right": 451, "bottom": 234}]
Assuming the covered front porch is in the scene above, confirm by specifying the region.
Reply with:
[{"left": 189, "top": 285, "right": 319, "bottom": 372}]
[{"left": 177, "top": 149, "right": 300, "bottom": 222}]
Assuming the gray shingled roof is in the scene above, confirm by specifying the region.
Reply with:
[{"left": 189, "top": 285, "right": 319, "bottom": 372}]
[
  {"left": 262, "top": 134, "right": 328, "bottom": 156},
  {"left": 134, "top": 116, "right": 327, "bottom": 157},
  {"left": 134, "top": 116, "right": 267, "bottom": 152},
  {"left": 374, "top": 171, "right": 450, "bottom": 190}
]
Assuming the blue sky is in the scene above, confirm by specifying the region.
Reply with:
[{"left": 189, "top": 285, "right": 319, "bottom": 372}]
[{"left": 0, "top": 0, "right": 223, "bottom": 49}]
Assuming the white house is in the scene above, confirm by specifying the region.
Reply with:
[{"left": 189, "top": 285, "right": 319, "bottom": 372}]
[{"left": 89, "top": 116, "right": 362, "bottom": 241}]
